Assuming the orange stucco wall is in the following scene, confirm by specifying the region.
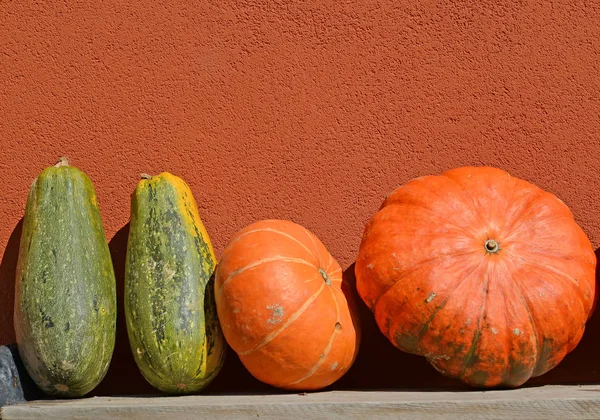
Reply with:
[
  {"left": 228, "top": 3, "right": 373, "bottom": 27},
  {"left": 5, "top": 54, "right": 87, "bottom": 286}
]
[{"left": 1, "top": 2, "right": 600, "bottom": 395}]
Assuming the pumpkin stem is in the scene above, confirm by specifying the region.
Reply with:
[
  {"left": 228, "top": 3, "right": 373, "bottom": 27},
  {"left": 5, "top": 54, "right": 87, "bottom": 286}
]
[
  {"left": 55, "top": 156, "right": 70, "bottom": 167},
  {"left": 140, "top": 173, "right": 153, "bottom": 180},
  {"left": 484, "top": 239, "right": 500, "bottom": 254},
  {"left": 318, "top": 268, "right": 332, "bottom": 286}
]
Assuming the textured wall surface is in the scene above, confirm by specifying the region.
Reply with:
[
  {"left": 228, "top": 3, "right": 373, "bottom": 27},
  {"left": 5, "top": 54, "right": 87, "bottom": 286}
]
[{"left": 1, "top": 1, "right": 600, "bottom": 395}]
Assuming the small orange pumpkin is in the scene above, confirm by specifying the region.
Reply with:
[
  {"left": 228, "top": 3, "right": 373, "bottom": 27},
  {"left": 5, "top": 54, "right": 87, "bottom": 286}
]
[
  {"left": 215, "top": 219, "right": 360, "bottom": 390},
  {"left": 356, "top": 166, "right": 596, "bottom": 388}
]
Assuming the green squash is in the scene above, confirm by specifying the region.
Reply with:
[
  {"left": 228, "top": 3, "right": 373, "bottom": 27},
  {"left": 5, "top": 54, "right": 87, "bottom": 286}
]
[
  {"left": 124, "top": 172, "right": 226, "bottom": 394},
  {"left": 14, "top": 157, "right": 116, "bottom": 397}
]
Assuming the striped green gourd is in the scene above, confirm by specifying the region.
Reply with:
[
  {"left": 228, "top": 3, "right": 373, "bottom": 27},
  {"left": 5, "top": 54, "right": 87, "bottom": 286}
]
[
  {"left": 14, "top": 157, "right": 116, "bottom": 397},
  {"left": 124, "top": 172, "right": 226, "bottom": 394}
]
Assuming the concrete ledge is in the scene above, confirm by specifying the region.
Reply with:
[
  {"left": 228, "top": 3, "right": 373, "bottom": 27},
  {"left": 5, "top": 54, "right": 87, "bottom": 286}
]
[{"left": 2, "top": 385, "right": 600, "bottom": 419}]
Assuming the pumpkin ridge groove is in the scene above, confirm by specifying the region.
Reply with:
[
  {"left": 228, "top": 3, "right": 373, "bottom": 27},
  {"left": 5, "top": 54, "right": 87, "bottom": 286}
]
[
  {"left": 328, "top": 266, "right": 342, "bottom": 276},
  {"left": 303, "top": 271, "right": 323, "bottom": 284},
  {"left": 388, "top": 202, "right": 477, "bottom": 238},
  {"left": 400, "top": 175, "right": 476, "bottom": 223},
  {"left": 503, "top": 213, "right": 576, "bottom": 244},
  {"left": 366, "top": 223, "right": 478, "bottom": 239},
  {"left": 441, "top": 173, "right": 490, "bottom": 230},
  {"left": 459, "top": 261, "right": 492, "bottom": 380},
  {"left": 373, "top": 250, "right": 481, "bottom": 312},
  {"left": 329, "top": 281, "right": 341, "bottom": 328},
  {"left": 326, "top": 252, "right": 335, "bottom": 272},
  {"left": 497, "top": 189, "right": 545, "bottom": 239},
  {"left": 416, "top": 255, "right": 488, "bottom": 353},
  {"left": 285, "top": 286, "right": 341, "bottom": 386},
  {"left": 304, "top": 227, "right": 321, "bottom": 265},
  {"left": 498, "top": 259, "right": 541, "bottom": 376},
  {"left": 233, "top": 227, "right": 317, "bottom": 264},
  {"left": 285, "top": 324, "right": 338, "bottom": 386},
  {"left": 238, "top": 282, "right": 327, "bottom": 356},
  {"left": 503, "top": 249, "right": 582, "bottom": 289},
  {"left": 219, "top": 256, "right": 315, "bottom": 292},
  {"left": 488, "top": 173, "right": 519, "bottom": 236},
  {"left": 504, "top": 246, "right": 594, "bottom": 268},
  {"left": 330, "top": 284, "right": 346, "bottom": 300},
  {"left": 498, "top": 271, "right": 515, "bottom": 385},
  {"left": 505, "top": 249, "right": 589, "bottom": 356}
]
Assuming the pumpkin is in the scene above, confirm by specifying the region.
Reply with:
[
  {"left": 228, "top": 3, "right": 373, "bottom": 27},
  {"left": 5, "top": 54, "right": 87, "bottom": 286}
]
[
  {"left": 215, "top": 220, "right": 360, "bottom": 390},
  {"left": 355, "top": 166, "right": 596, "bottom": 388}
]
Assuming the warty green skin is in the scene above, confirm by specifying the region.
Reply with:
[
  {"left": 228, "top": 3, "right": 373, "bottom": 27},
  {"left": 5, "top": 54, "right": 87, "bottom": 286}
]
[
  {"left": 124, "top": 175, "right": 226, "bottom": 394},
  {"left": 14, "top": 165, "right": 117, "bottom": 398}
]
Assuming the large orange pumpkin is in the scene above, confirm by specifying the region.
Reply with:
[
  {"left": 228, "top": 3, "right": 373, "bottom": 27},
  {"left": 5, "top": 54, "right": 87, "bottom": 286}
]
[
  {"left": 355, "top": 166, "right": 596, "bottom": 388},
  {"left": 215, "top": 219, "right": 360, "bottom": 390}
]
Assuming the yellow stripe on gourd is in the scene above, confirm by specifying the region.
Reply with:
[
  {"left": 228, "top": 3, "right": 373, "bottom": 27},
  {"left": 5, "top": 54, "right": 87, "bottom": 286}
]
[{"left": 136, "top": 172, "right": 217, "bottom": 383}]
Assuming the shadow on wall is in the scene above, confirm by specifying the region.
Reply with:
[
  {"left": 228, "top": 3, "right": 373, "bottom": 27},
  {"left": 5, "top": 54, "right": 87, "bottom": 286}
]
[{"left": 0, "top": 218, "right": 22, "bottom": 346}]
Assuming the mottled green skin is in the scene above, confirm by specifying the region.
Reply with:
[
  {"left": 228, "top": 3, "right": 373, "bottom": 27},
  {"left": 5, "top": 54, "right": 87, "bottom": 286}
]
[
  {"left": 124, "top": 173, "right": 226, "bottom": 394},
  {"left": 14, "top": 164, "right": 117, "bottom": 398}
]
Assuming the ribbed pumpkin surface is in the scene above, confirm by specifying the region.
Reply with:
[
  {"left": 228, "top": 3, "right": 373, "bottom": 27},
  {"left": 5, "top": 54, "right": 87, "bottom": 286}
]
[
  {"left": 215, "top": 219, "right": 360, "bottom": 390},
  {"left": 356, "top": 166, "right": 596, "bottom": 388}
]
